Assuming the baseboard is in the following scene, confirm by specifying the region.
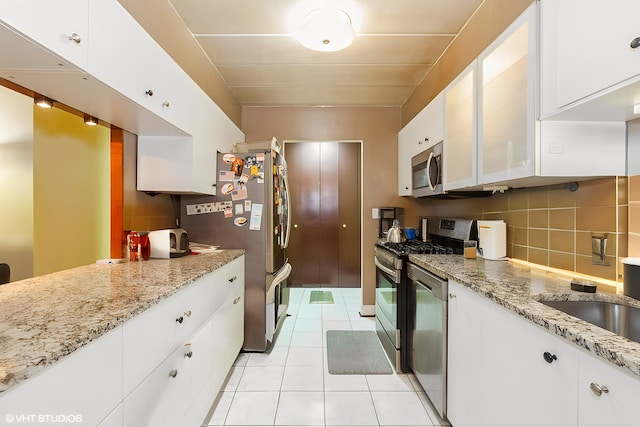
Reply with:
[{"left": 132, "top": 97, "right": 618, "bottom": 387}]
[{"left": 359, "top": 305, "right": 375, "bottom": 317}]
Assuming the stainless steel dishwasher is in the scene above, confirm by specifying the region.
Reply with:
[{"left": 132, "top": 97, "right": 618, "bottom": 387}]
[{"left": 408, "top": 262, "right": 448, "bottom": 420}]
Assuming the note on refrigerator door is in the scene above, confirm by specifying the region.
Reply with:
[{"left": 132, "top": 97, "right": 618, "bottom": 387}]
[{"left": 250, "top": 203, "right": 263, "bottom": 230}]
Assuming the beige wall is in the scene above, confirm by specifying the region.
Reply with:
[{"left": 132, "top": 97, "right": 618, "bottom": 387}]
[
  {"left": 243, "top": 106, "right": 404, "bottom": 306},
  {"left": 402, "top": 0, "right": 534, "bottom": 125}
]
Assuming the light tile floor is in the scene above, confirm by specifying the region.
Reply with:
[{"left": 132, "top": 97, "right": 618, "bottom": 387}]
[{"left": 203, "top": 287, "right": 450, "bottom": 427}]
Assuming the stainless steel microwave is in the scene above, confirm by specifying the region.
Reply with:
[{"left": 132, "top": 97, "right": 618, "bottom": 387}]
[{"left": 411, "top": 141, "right": 443, "bottom": 197}]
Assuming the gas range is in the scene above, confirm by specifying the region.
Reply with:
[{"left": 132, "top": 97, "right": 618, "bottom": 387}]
[
  {"left": 376, "top": 240, "right": 456, "bottom": 257},
  {"left": 374, "top": 217, "right": 477, "bottom": 373}
]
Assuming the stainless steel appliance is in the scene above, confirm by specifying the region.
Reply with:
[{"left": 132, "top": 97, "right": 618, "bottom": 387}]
[
  {"left": 411, "top": 141, "right": 491, "bottom": 199},
  {"left": 411, "top": 142, "right": 443, "bottom": 198},
  {"left": 374, "top": 217, "right": 476, "bottom": 373},
  {"left": 374, "top": 217, "right": 476, "bottom": 414},
  {"left": 378, "top": 207, "right": 402, "bottom": 238},
  {"left": 408, "top": 262, "right": 448, "bottom": 419},
  {"left": 180, "top": 138, "right": 292, "bottom": 351}
]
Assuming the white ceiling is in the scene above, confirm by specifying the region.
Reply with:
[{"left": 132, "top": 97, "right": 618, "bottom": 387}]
[{"left": 166, "top": 0, "right": 484, "bottom": 107}]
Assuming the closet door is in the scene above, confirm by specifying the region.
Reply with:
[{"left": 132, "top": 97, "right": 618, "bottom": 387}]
[{"left": 286, "top": 142, "right": 361, "bottom": 288}]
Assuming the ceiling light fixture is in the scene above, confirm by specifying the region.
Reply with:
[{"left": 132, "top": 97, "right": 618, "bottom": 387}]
[
  {"left": 84, "top": 114, "right": 98, "bottom": 126},
  {"left": 295, "top": 7, "right": 356, "bottom": 52},
  {"left": 34, "top": 96, "right": 53, "bottom": 109}
]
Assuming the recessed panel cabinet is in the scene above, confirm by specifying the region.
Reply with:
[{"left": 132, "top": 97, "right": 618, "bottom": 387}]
[{"left": 397, "top": 93, "right": 443, "bottom": 196}]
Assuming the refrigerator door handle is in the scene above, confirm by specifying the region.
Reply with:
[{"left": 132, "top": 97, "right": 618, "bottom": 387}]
[{"left": 283, "top": 172, "right": 292, "bottom": 249}]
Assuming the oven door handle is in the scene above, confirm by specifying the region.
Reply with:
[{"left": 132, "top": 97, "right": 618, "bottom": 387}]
[{"left": 374, "top": 256, "right": 396, "bottom": 277}]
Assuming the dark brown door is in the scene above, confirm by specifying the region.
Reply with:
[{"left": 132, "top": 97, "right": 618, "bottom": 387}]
[{"left": 286, "top": 141, "right": 361, "bottom": 288}]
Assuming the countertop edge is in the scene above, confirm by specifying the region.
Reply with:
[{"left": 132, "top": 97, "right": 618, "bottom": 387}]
[
  {"left": 0, "top": 250, "right": 245, "bottom": 393},
  {"left": 409, "top": 255, "right": 640, "bottom": 379}
]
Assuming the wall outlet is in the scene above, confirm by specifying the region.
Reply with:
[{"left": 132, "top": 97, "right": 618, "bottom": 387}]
[{"left": 372, "top": 208, "right": 380, "bottom": 219}]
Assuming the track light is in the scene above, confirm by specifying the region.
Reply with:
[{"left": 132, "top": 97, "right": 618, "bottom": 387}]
[
  {"left": 83, "top": 114, "right": 98, "bottom": 126},
  {"left": 34, "top": 96, "right": 53, "bottom": 109}
]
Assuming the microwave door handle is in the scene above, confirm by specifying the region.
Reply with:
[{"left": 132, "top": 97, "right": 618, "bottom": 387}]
[{"left": 426, "top": 152, "right": 437, "bottom": 191}]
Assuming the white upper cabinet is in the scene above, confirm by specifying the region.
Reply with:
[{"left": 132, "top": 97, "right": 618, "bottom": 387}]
[
  {"left": 397, "top": 92, "right": 443, "bottom": 196},
  {"left": 443, "top": 61, "right": 477, "bottom": 190},
  {"left": 0, "top": 0, "right": 89, "bottom": 69},
  {"left": 87, "top": 0, "right": 195, "bottom": 135},
  {"left": 540, "top": 0, "right": 640, "bottom": 120},
  {"left": 478, "top": 6, "right": 536, "bottom": 185},
  {"left": 475, "top": 3, "right": 626, "bottom": 188}
]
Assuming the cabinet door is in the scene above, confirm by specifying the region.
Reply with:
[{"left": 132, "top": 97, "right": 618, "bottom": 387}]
[
  {"left": 543, "top": 0, "right": 640, "bottom": 111},
  {"left": 88, "top": 0, "right": 193, "bottom": 133},
  {"left": 0, "top": 327, "right": 122, "bottom": 427},
  {"left": 578, "top": 352, "right": 640, "bottom": 427},
  {"left": 478, "top": 5, "right": 536, "bottom": 185},
  {"left": 480, "top": 299, "right": 579, "bottom": 427},
  {"left": 123, "top": 342, "right": 194, "bottom": 427},
  {"left": 443, "top": 62, "right": 477, "bottom": 190},
  {"left": 398, "top": 93, "right": 443, "bottom": 196},
  {"left": 447, "top": 281, "right": 484, "bottom": 427},
  {"left": 0, "top": 0, "right": 88, "bottom": 68}
]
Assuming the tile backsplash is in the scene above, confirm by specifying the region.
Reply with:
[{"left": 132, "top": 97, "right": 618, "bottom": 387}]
[{"left": 411, "top": 177, "right": 631, "bottom": 282}]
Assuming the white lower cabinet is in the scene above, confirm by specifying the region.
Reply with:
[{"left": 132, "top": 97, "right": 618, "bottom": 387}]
[
  {"left": 447, "top": 279, "right": 640, "bottom": 427},
  {"left": 446, "top": 282, "right": 483, "bottom": 427},
  {"left": 123, "top": 255, "right": 245, "bottom": 426},
  {"left": 578, "top": 352, "right": 640, "bottom": 427},
  {"left": 478, "top": 290, "right": 578, "bottom": 427},
  {"left": 0, "top": 327, "right": 123, "bottom": 427},
  {"left": 0, "top": 256, "right": 245, "bottom": 427},
  {"left": 123, "top": 342, "right": 194, "bottom": 427}
]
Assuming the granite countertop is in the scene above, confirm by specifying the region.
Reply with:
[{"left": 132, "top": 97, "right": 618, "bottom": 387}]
[
  {"left": 0, "top": 250, "right": 244, "bottom": 393},
  {"left": 409, "top": 255, "right": 640, "bottom": 379}
]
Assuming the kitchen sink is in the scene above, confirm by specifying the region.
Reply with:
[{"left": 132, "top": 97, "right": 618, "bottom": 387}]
[{"left": 540, "top": 300, "right": 640, "bottom": 344}]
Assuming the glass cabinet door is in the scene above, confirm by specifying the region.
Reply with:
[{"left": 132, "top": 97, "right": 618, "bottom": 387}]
[
  {"left": 478, "top": 4, "right": 536, "bottom": 184},
  {"left": 443, "top": 61, "right": 477, "bottom": 190}
]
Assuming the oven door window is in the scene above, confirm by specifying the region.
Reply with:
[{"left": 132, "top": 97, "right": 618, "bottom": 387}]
[{"left": 376, "top": 269, "right": 397, "bottom": 328}]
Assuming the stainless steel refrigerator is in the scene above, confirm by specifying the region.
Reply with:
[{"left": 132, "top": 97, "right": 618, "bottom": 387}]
[{"left": 180, "top": 138, "right": 291, "bottom": 351}]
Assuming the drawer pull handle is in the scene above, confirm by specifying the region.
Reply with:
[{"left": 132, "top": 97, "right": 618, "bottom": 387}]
[
  {"left": 184, "top": 310, "right": 192, "bottom": 318},
  {"left": 543, "top": 352, "right": 557, "bottom": 364},
  {"left": 163, "top": 101, "right": 171, "bottom": 108},
  {"left": 631, "top": 37, "right": 640, "bottom": 49},
  {"left": 590, "top": 382, "right": 609, "bottom": 396},
  {"left": 229, "top": 275, "right": 237, "bottom": 283},
  {"left": 169, "top": 369, "right": 178, "bottom": 378},
  {"left": 449, "top": 293, "right": 457, "bottom": 299},
  {"left": 145, "top": 89, "right": 154, "bottom": 97},
  {"left": 176, "top": 316, "right": 184, "bottom": 324},
  {"left": 233, "top": 296, "right": 241, "bottom": 305},
  {"left": 184, "top": 351, "right": 193, "bottom": 359},
  {"left": 68, "top": 33, "right": 81, "bottom": 44}
]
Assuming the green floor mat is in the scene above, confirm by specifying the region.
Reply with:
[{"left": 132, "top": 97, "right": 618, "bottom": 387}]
[{"left": 309, "top": 290, "right": 334, "bottom": 304}]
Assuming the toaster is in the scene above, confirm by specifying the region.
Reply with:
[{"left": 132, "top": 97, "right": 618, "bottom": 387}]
[{"left": 148, "top": 228, "right": 191, "bottom": 258}]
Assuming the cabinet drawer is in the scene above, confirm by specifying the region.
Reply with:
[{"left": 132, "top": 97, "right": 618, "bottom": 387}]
[
  {"left": 123, "top": 343, "right": 194, "bottom": 427},
  {"left": 123, "top": 278, "right": 211, "bottom": 394}
]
